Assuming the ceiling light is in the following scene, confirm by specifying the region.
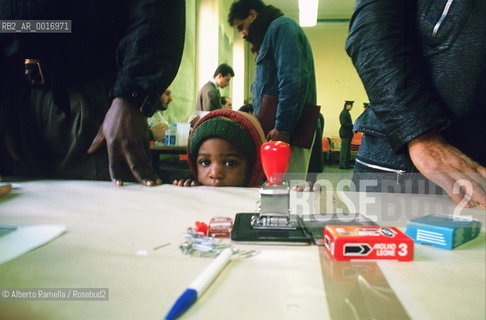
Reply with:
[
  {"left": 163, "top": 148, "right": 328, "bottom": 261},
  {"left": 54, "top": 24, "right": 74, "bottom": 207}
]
[{"left": 299, "top": 0, "right": 319, "bottom": 27}]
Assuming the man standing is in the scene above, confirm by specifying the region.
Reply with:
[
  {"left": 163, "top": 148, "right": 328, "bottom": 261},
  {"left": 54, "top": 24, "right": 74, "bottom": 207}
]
[
  {"left": 196, "top": 63, "right": 234, "bottom": 111},
  {"left": 0, "top": 0, "right": 185, "bottom": 186},
  {"left": 228, "top": 0, "right": 319, "bottom": 181},
  {"left": 346, "top": 0, "right": 485, "bottom": 206},
  {"left": 339, "top": 100, "right": 354, "bottom": 169}
]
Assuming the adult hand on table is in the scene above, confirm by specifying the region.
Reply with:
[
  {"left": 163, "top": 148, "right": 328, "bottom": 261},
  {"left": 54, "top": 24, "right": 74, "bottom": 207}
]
[
  {"left": 88, "top": 97, "right": 161, "bottom": 186},
  {"left": 408, "top": 130, "right": 486, "bottom": 207},
  {"left": 266, "top": 128, "right": 290, "bottom": 144}
]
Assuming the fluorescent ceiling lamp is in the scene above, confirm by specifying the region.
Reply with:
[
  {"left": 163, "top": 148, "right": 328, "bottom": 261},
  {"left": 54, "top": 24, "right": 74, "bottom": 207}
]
[{"left": 299, "top": 0, "right": 318, "bottom": 27}]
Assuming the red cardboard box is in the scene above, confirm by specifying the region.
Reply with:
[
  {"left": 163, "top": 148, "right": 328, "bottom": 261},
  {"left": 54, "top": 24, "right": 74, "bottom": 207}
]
[{"left": 324, "top": 226, "right": 414, "bottom": 261}]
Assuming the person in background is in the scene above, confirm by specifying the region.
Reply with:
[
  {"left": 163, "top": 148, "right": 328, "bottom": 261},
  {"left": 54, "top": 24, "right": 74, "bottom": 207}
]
[
  {"left": 339, "top": 100, "right": 354, "bottom": 169},
  {"left": 227, "top": 0, "right": 319, "bottom": 182},
  {"left": 0, "top": 1, "right": 185, "bottom": 186},
  {"left": 346, "top": 0, "right": 485, "bottom": 206},
  {"left": 148, "top": 89, "right": 173, "bottom": 141},
  {"left": 173, "top": 109, "right": 265, "bottom": 187},
  {"left": 307, "top": 113, "right": 325, "bottom": 186},
  {"left": 195, "top": 63, "right": 235, "bottom": 112},
  {"left": 187, "top": 113, "right": 200, "bottom": 128},
  {"left": 220, "top": 96, "right": 233, "bottom": 110},
  {"left": 238, "top": 103, "right": 254, "bottom": 115}
]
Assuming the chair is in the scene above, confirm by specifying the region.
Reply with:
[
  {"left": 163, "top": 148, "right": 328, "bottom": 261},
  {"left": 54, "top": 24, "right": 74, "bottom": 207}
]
[
  {"left": 330, "top": 136, "right": 341, "bottom": 162},
  {"left": 350, "top": 132, "right": 363, "bottom": 152},
  {"left": 322, "top": 137, "right": 331, "bottom": 160},
  {"left": 350, "top": 131, "right": 363, "bottom": 160}
]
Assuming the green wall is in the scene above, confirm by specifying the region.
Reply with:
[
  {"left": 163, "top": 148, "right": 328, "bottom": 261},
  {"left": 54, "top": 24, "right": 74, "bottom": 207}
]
[{"left": 161, "top": 1, "right": 197, "bottom": 124}]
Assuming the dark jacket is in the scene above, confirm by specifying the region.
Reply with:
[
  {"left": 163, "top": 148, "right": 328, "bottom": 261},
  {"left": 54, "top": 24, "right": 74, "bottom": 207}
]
[
  {"left": 0, "top": 0, "right": 185, "bottom": 116},
  {"left": 252, "top": 16, "right": 316, "bottom": 134},
  {"left": 346, "top": 0, "right": 486, "bottom": 170},
  {"left": 0, "top": 0, "right": 185, "bottom": 178},
  {"left": 195, "top": 81, "right": 221, "bottom": 111},
  {"left": 339, "top": 108, "right": 353, "bottom": 139}
]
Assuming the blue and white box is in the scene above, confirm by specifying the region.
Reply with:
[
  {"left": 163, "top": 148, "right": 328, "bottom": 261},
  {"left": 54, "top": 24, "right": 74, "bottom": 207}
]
[
  {"left": 406, "top": 214, "right": 481, "bottom": 250},
  {"left": 164, "top": 123, "right": 177, "bottom": 146}
]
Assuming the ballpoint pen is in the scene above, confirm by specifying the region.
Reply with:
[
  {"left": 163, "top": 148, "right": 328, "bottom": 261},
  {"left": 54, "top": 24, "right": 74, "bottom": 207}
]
[{"left": 165, "top": 247, "right": 233, "bottom": 320}]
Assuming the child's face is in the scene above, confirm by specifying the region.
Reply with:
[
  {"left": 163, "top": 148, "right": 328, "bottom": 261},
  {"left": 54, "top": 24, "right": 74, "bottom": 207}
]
[{"left": 196, "top": 138, "right": 249, "bottom": 187}]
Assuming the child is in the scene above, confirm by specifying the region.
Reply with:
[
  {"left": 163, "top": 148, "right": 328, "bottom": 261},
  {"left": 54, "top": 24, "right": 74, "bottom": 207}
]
[{"left": 173, "top": 109, "right": 265, "bottom": 187}]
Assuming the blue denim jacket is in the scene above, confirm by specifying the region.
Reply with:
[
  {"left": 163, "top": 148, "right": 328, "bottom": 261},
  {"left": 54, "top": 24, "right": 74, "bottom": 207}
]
[
  {"left": 252, "top": 16, "right": 316, "bottom": 134},
  {"left": 346, "top": 0, "right": 485, "bottom": 175}
]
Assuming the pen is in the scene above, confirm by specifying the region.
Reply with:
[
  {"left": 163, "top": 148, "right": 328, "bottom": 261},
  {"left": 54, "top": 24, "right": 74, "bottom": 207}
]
[{"left": 165, "top": 247, "right": 233, "bottom": 320}]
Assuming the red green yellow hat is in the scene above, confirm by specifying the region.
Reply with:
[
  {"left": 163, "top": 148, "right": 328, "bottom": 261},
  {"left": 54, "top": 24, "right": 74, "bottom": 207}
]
[{"left": 187, "top": 109, "right": 265, "bottom": 187}]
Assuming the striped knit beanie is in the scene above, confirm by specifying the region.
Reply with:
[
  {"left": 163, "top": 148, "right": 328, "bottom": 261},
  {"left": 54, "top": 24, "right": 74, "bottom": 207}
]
[{"left": 187, "top": 110, "right": 265, "bottom": 187}]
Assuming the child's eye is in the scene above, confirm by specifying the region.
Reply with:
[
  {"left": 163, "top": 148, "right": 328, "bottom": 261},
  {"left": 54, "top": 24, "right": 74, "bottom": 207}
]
[
  {"left": 198, "top": 159, "right": 210, "bottom": 167},
  {"left": 224, "top": 160, "right": 239, "bottom": 167}
]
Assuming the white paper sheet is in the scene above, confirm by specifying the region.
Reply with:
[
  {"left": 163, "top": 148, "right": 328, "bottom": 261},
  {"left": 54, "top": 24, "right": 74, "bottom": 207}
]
[{"left": 0, "top": 224, "right": 66, "bottom": 264}]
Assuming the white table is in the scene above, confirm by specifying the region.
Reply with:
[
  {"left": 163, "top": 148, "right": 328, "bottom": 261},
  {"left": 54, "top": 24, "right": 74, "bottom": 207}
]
[{"left": 0, "top": 180, "right": 484, "bottom": 320}]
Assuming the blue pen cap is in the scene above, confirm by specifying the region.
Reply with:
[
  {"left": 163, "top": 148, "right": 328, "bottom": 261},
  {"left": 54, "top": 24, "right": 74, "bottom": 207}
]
[{"left": 165, "top": 289, "right": 198, "bottom": 320}]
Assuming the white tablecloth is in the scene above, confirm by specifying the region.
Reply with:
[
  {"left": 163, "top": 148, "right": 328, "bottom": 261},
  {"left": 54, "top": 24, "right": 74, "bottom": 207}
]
[{"left": 0, "top": 180, "right": 484, "bottom": 320}]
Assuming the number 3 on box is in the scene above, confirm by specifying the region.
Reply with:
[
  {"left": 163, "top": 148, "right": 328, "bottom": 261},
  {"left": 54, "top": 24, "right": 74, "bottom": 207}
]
[{"left": 398, "top": 243, "right": 408, "bottom": 257}]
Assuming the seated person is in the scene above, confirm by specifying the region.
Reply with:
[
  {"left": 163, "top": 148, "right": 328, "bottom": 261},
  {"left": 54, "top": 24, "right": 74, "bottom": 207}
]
[
  {"left": 173, "top": 109, "right": 265, "bottom": 187},
  {"left": 148, "top": 89, "right": 172, "bottom": 140},
  {"left": 187, "top": 96, "right": 232, "bottom": 128},
  {"left": 187, "top": 112, "right": 205, "bottom": 128},
  {"left": 220, "top": 96, "right": 233, "bottom": 110}
]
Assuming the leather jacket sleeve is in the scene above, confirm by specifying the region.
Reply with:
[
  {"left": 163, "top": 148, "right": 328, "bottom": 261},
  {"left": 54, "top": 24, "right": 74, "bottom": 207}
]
[
  {"left": 111, "top": 0, "right": 185, "bottom": 116},
  {"left": 345, "top": 0, "right": 450, "bottom": 151},
  {"left": 340, "top": 110, "right": 353, "bottom": 131}
]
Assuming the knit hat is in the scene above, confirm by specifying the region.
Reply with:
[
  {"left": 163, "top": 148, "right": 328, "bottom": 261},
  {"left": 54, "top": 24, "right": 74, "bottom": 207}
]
[{"left": 187, "top": 109, "right": 265, "bottom": 187}]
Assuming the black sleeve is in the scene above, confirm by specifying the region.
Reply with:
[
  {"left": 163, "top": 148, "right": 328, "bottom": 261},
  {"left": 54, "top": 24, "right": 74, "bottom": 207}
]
[
  {"left": 111, "top": 0, "right": 185, "bottom": 116},
  {"left": 340, "top": 110, "right": 353, "bottom": 130},
  {"left": 345, "top": 0, "right": 449, "bottom": 151}
]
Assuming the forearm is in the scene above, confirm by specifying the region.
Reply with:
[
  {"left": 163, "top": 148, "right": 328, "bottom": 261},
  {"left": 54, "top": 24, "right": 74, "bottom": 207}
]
[{"left": 112, "top": 0, "right": 185, "bottom": 116}]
